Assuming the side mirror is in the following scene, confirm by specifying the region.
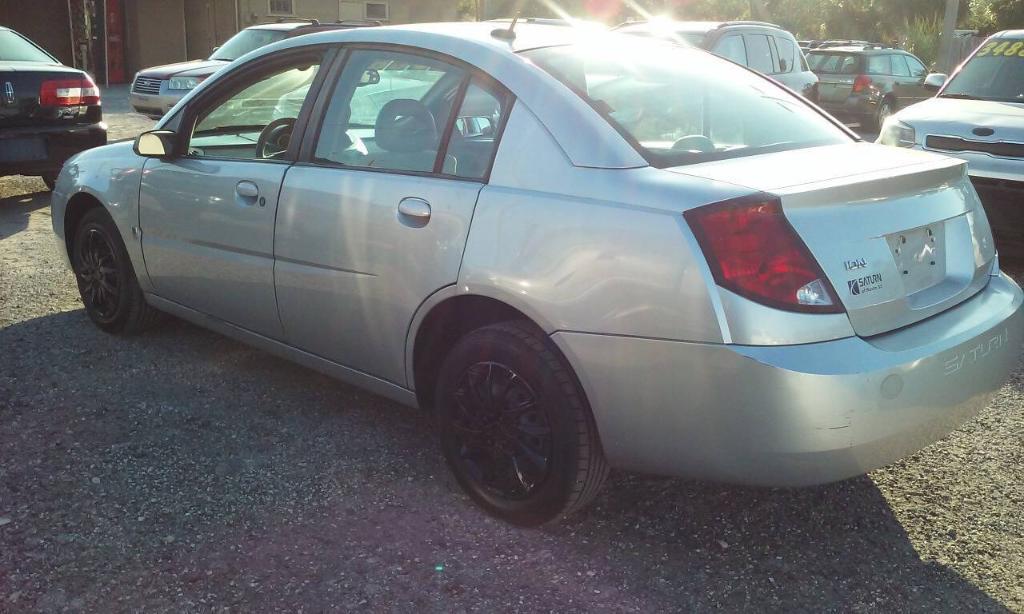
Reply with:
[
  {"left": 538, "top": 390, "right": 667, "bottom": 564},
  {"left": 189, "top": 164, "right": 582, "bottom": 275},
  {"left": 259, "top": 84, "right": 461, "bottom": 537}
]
[
  {"left": 134, "top": 130, "right": 177, "bottom": 158},
  {"left": 924, "top": 73, "right": 947, "bottom": 91},
  {"left": 211, "top": 45, "right": 220, "bottom": 52}
]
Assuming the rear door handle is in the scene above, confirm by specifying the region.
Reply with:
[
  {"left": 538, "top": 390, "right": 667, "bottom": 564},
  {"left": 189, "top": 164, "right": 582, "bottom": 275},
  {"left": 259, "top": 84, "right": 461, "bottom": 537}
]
[
  {"left": 236, "top": 180, "right": 259, "bottom": 199},
  {"left": 398, "top": 197, "right": 431, "bottom": 225}
]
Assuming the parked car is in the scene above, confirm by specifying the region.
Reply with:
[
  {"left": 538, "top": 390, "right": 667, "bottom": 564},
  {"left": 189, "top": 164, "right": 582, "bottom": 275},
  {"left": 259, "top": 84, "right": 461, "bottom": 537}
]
[
  {"left": 129, "top": 18, "right": 379, "bottom": 118},
  {"left": 615, "top": 20, "right": 819, "bottom": 101},
  {"left": 807, "top": 44, "right": 940, "bottom": 131},
  {"left": 878, "top": 30, "right": 1024, "bottom": 257},
  {"left": 0, "top": 26, "right": 105, "bottom": 190},
  {"left": 53, "top": 23, "right": 1022, "bottom": 526}
]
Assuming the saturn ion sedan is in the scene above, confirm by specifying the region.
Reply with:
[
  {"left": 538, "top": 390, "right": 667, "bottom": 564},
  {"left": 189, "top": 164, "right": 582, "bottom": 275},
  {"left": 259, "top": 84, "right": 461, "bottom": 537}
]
[{"left": 51, "top": 22, "right": 1023, "bottom": 526}]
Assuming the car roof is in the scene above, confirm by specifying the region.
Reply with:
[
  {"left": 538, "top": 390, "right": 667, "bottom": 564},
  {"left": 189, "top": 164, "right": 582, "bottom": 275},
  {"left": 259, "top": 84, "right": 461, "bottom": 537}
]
[
  {"left": 996, "top": 29, "right": 1024, "bottom": 37},
  {"left": 617, "top": 20, "right": 784, "bottom": 34},
  {"left": 807, "top": 46, "right": 902, "bottom": 53}
]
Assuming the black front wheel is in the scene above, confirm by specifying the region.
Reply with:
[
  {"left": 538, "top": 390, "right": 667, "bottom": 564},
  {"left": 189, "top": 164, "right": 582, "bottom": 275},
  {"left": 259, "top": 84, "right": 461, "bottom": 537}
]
[
  {"left": 436, "top": 321, "right": 609, "bottom": 526},
  {"left": 71, "top": 208, "right": 162, "bottom": 334}
]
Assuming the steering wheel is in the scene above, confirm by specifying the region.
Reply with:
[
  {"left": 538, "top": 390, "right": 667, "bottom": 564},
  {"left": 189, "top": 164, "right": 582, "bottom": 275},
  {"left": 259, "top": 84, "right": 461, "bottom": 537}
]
[
  {"left": 256, "top": 118, "right": 296, "bottom": 159},
  {"left": 671, "top": 135, "right": 716, "bottom": 153}
]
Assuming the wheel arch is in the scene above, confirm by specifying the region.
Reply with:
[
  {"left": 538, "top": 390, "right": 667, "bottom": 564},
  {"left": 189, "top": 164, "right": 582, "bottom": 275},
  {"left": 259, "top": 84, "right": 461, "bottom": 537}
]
[{"left": 63, "top": 190, "right": 106, "bottom": 256}]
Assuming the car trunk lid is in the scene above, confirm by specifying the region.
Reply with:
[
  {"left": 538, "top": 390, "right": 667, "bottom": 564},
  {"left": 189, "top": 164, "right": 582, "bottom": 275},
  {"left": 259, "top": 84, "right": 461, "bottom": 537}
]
[
  {"left": 670, "top": 143, "right": 996, "bottom": 337},
  {"left": 0, "top": 62, "right": 97, "bottom": 128}
]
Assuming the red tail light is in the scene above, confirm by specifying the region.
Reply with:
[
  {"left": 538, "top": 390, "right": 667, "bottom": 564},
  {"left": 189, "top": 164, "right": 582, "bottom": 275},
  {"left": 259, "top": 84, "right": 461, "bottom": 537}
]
[
  {"left": 852, "top": 74, "right": 872, "bottom": 93},
  {"left": 684, "top": 196, "right": 843, "bottom": 314},
  {"left": 39, "top": 76, "right": 101, "bottom": 107}
]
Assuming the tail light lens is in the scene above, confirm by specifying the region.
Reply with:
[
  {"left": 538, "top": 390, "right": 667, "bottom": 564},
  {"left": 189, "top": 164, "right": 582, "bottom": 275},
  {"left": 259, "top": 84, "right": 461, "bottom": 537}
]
[
  {"left": 684, "top": 196, "right": 843, "bottom": 314},
  {"left": 852, "top": 74, "right": 872, "bottom": 93},
  {"left": 39, "top": 76, "right": 101, "bottom": 107}
]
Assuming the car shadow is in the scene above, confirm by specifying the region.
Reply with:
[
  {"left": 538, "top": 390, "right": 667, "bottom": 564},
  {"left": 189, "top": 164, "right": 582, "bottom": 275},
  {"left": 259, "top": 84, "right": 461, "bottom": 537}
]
[
  {"left": 0, "top": 186, "right": 50, "bottom": 241},
  {"left": 0, "top": 310, "right": 1011, "bottom": 611}
]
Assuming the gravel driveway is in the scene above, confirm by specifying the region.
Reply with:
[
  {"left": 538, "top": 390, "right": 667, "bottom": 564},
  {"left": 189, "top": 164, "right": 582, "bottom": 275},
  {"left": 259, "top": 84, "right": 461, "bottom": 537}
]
[{"left": 1, "top": 94, "right": 1023, "bottom": 613}]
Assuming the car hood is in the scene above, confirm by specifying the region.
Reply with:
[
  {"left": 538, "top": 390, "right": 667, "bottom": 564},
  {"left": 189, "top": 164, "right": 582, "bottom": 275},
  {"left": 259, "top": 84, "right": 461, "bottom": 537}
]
[
  {"left": 894, "top": 97, "right": 1024, "bottom": 142},
  {"left": 136, "top": 59, "right": 227, "bottom": 79}
]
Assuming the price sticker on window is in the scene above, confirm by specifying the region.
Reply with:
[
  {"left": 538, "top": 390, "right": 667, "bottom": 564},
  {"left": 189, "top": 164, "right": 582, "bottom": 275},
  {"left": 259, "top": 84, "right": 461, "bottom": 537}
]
[{"left": 976, "top": 39, "right": 1024, "bottom": 58}]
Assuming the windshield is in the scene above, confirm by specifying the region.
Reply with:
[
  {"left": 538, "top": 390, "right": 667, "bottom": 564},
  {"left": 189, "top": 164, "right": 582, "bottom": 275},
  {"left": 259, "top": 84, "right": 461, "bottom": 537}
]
[
  {"left": 0, "top": 30, "right": 56, "bottom": 63},
  {"left": 523, "top": 42, "right": 849, "bottom": 167},
  {"left": 209, "top": 28, "right": 286, "bottom": 62},
  {"left": 942, "top": 37, "right": 1024, "bottom": 102}
]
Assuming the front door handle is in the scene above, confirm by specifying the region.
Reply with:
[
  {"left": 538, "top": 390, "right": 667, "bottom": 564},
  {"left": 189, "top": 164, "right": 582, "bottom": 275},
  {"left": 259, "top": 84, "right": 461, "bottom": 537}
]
[
  {"left": 398, "top": 197, "right": 431, "bottom": 226},
  {"left": 236, "top": 180, "right": 259, "bottom": 199}
]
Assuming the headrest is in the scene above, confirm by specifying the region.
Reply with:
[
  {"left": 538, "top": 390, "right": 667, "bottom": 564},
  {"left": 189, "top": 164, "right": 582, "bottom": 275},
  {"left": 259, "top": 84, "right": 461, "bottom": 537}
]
[{"left": 374, "top": 99, "right": 438, "bottom": 153}]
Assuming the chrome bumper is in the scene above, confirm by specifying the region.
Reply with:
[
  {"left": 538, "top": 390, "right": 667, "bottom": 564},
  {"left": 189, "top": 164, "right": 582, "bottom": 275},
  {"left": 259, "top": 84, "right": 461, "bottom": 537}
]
[{"left": 553, "top": 273, "right": 1024, "bottom": 486}]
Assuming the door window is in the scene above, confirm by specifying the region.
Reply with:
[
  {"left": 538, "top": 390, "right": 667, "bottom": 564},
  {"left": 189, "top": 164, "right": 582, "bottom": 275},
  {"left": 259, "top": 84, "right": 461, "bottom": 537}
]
[
  {"left": 904, "top": 55, "right": 928, "bottom": 78},
  {"left": 866, "top": 55, "right": 891, "bottom": 75},
  {"left": 189, "top": 57, "right": 321, "bottom": 160},
  {"left": 314, "top": 49, "right": 466, "bottom": 174},
  {"left": 743, "top": 34, "right": 774, "bottom": 74},
  {"left": 890, "top": 55, "right": 911, "bottom": 77},
  {"left": 774, "top": 36, "right": 795, "bottom": 73},
  {"left": 444, "top": 79, "right": 511, "bottom": 180},
  {"left": 714, "top": 36, "right": 747, "bottom": 65}
]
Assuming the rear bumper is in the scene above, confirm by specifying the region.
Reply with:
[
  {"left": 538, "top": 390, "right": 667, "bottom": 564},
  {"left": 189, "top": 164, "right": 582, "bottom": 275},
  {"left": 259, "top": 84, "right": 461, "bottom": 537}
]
[
  {"left": 819, "top": 95, "right": 879, "bottom": 123},
  {"left": 0, "top": 122, "right": 106, "bottom": 177},
  {"left": 553, "top": 272, "right": 1023, "bottom": 486}
]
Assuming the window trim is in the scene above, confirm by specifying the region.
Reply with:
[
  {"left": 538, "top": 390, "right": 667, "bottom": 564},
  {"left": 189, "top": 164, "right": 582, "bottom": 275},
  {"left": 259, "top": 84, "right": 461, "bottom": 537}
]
[
  {"left": 174, "top": 46, "right": 336, "bottom": 164},
  {"left": 297, "top": 42, "right": 516, "bottom": 184},
  {"left": 268, "top": 0, "right": 295, "bottom": 16}
]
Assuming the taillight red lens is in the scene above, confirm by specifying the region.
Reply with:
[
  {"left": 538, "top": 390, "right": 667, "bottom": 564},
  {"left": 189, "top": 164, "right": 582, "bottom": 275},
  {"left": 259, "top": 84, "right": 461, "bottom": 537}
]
[
  {"left": 852, "top": 74, "right": 872, "bottom": 93},
  {"left": 684, "top": 196, "right": 843, "bottom": 314},
  {"left": 39, "top": 76, "right": 100, "bottom": 107}
]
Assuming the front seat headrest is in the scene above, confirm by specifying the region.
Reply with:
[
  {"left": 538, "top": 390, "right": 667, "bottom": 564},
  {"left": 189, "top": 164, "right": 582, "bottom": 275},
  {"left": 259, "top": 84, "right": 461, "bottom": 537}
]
[{"left": 374, "top": 99, "right": 438, "bottom": 153}]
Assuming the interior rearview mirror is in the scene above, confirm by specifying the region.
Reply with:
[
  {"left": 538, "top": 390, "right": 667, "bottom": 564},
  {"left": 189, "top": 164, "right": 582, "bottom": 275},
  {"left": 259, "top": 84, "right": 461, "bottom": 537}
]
[
  {"left": 358, "top": 68, "right": 380, "bottom": 87},
  {"left": 924, "top": 73, "right": 947, "bottom": 91},
  {"left": 134, "top": 130, "right": 177, "bottom": 158}
]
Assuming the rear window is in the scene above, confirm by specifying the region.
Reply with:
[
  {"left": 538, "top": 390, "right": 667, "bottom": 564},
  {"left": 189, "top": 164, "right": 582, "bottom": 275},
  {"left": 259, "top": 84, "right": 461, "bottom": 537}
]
[
  {"left": 807, "top": 52, "right": 861, "bottom": 74},
  {"left": 209, "top": 28, "right": 287, "bottom": 61},
  {"left": 523, "top": 41, "right": 849, "bottom": 168},
  {"left": 0, "top": 30, "right": 55, "bottom": 63}
]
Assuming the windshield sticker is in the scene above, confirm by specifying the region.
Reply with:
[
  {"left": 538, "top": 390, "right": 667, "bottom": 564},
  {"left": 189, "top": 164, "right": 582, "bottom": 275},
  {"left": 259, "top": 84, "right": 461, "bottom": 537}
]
[
  {"left": 847, "top": 273, "right": 882, "bottom": 296},
  {"left": 976, "top": 39, "right": 1024, "bottom": 58}
]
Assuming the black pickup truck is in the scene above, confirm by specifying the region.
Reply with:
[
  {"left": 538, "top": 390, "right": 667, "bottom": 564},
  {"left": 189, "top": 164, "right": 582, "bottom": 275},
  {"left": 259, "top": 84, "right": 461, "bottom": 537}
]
[{"left": 0, "top": 26, "right": 106, "bottom": 189}]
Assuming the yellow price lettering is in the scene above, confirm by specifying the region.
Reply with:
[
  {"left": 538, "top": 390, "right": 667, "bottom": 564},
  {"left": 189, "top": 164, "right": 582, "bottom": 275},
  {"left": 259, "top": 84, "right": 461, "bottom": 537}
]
[
  {"left": 1005, "top": 41, "right": 1024, "bottom": 56},
  {"left": 993, "top": 41, "right": 1010, "bottom": 55},
  {"left": 977, "top": 42, "right": 997, "bottom": 56}
]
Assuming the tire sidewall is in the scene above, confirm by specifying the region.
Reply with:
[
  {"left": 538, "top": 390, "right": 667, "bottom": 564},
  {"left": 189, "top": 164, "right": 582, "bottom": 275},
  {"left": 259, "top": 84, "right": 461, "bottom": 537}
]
[
  {"left": 72, "top": 210, "right": 134, "bottom": 333},
  {"left": 436, "top": 326, "right": 582, "bottom": 526}
]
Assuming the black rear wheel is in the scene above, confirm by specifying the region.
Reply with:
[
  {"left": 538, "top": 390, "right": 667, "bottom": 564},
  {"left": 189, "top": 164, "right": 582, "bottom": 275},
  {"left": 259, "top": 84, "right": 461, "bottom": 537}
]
[
  {"left": 71, "top": 208, "right": 162, "bottom": 334},
  {"left": 436, "top": 321, "right": 609, "bottom": 526}
]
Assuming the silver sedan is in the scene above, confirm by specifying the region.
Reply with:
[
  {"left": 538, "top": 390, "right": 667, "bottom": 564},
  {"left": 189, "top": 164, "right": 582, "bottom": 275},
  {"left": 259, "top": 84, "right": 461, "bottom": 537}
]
[{"left": 51, "top": 22, "right": 1023, "bottom": 526}]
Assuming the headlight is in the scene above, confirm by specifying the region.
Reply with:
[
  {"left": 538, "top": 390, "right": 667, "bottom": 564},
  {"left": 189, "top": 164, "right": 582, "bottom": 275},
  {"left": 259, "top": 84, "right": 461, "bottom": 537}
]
[
  {"left": 168, "top": 76, "right": 203, "bottom": 91},
  {"left": 878, "top": 119, "right": 916, "bottom": 148}
]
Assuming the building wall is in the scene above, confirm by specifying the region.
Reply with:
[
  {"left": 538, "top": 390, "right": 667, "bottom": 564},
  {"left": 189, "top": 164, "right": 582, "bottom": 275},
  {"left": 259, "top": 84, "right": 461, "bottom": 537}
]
[
  {"left": 185, "top": 0, "right": 237, "bottom": 59},
  {"left": 237, "top": 0, "right": 456, "bottom": 26},
  {"left": 0, "top": 0, "right": 74, "bottom": 66},
  {"left": 124, "top": 0, "right": 187, "bottom": 74}
]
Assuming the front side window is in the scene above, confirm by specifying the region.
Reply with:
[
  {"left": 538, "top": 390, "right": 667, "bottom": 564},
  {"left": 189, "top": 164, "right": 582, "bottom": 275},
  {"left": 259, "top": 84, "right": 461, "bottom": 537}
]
[
  {"left": 189, "top": 56, "right": 321, "bottom": 160},
  {"left": 524, "top": 41, "right": 849, "bottom": 168},
  {"left": 904, "top": 55, "right": 927, "bottom": 78},
  {"left": 314, "top": 49, "right": 464, "bottom": 174},
  {"left": 743, "top": 34, "right": 774, "bottom": 74},
  {"left": 942, "top": 36, "right": 1024, "bottom": 102},
  {"left": 714, "top": 35, "right": 747, "bottom": 65},
  {"left": 890, "top": 55, "right": 911, "bottom": 77}
]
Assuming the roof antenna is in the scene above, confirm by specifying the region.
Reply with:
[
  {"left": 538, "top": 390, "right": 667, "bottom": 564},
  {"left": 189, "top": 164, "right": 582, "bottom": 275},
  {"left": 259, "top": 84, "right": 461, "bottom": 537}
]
[{"left": 491, "top": 13, "right": 519, "bottom": 41}]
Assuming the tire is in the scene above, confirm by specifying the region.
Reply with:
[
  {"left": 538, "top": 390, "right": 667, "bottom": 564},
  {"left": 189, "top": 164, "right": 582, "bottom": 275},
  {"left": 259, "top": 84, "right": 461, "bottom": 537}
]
[
  {"left": 435, "top": 321, "right": 609, "bottom": 526},
  {"left": 41, "top": 173, "right": 57, "bottom": 191},
  {"left": 873, "top": 98, "right": 896, "bottom": 132},
  {"left": 71, "top": 208, "right": 162, "bottom": 334}
]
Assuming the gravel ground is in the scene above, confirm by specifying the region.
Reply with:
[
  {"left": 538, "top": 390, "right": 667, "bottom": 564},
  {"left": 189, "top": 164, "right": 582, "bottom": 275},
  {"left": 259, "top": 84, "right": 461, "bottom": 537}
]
[{"left": 1, "top": 96, "right": 1023, "bottom": 613}]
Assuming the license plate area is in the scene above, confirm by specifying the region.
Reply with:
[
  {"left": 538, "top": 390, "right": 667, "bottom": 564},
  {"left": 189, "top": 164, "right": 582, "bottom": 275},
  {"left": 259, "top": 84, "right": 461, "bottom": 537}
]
[
  {"left": 0, "top": 137, "right": 47, "bottom": 163},
  {"left": 887, "top": 223, "right": 946, "bottom": 294}
]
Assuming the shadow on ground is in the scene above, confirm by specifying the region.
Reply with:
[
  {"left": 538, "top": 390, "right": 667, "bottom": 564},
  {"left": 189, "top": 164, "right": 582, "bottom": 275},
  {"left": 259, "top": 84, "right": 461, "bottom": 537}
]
[
  {"left": 0, "top": 309, "right": 1008, "bottom": 611},
  {"left": 0, "top": 188, "right": 49, "bottom": 241}
]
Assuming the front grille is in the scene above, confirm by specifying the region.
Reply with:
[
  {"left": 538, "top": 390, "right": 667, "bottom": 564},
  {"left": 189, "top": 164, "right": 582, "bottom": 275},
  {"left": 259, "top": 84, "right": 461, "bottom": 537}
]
[
  {"left": 926, "top": 135, "right": 1024, "bottom": 159},
  {"left": 132, "top": 76, "right": 162, "bottom": 95},
  {"left": 971, "top": 176, "right": 1024, "bottom": 257}
]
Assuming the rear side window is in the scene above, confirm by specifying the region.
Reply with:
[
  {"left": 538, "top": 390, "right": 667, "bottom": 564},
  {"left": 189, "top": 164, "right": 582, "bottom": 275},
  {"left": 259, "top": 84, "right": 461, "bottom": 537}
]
[
  {"left": 743, "top": 34, "right": 774, "bottom": 74},
  {"left": 774, "top": 36, "right": 796, "bottom": 73},
  {"left": 890, "top": 55, "right": 911, "bottom": 77},
  {"left": 866, "top": 55, "right": 890, "bottom": 75},
  {"left": 714, "top": 35, "right": 747, "bottom": 65}
]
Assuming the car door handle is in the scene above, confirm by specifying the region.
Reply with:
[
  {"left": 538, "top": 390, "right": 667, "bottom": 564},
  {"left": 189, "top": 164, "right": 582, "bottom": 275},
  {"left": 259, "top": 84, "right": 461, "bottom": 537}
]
[
  {"left": 236, "top": 180, "right": 259, "bottom": 199},
  {"left": 398, "top": 197, "right": 431, "bottom": 224}
]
